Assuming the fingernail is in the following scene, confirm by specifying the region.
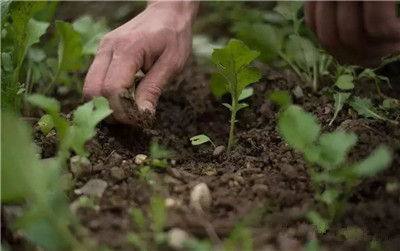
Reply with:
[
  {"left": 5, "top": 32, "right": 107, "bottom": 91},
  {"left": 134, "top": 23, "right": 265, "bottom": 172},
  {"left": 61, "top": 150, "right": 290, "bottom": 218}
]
[{"left": 137, "top": 100, "right": 155, "bottom": 114}]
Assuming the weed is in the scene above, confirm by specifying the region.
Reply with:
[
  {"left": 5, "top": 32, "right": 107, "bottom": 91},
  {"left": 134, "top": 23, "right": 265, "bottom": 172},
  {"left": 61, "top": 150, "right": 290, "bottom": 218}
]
[
  {"left": 210, "top": 39, "right": 261, "bottom": 152},
  {"left": 190, "top": 134, "right": 216, "bottom": 148},
  {"left": 269, "top": 91, "right": 393, "bottom": 233}
]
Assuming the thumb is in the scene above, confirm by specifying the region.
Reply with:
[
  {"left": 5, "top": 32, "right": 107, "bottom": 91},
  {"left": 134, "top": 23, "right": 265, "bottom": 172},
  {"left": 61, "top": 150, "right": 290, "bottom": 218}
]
[{"left": 135, "top": 52, "right": 182, "bottom": 113}]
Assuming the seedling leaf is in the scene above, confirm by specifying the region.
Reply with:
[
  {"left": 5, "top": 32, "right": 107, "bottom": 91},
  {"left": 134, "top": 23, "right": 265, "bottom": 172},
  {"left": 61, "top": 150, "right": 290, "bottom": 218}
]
[
  {"left": 238, "top": 87, "right": 253, "bottom": 101},
  {"left": 267, "top": 90, "right": 292, "bottom": 108},
  {"left": 150, "top": 196, "right": 166, "bottom": 234},
  {"left": 349, "top": 96, "right": 398, "bottom": 124},
  {"left": 278, "top": 105, "right": 320, "bottom": 151},
  {"left": 286, "top": 35, "right": 318, "bottom": 72},
  {"left": 306, "top": 210, "right": 329, "bottom": 234},
  {"left": 353, "top": 145, "right": 392, "bottom": 177},
  {"left": 210, "top": 72, "right": 228, "bottom": 98},
  {"left": 329, "top": 92, "right": 351, "bottom": 126},
  {"left": 335, "top": 74, "right": 354, "bottom": 90},
  {"left": 190, "top": 134, "right": 215, "bottom": 147},
  {"left": 38, "top": 114, "right": 54, "bottom": 135},
  {"left": 56, "top": 21, "right": 83, "bottom": 70}
]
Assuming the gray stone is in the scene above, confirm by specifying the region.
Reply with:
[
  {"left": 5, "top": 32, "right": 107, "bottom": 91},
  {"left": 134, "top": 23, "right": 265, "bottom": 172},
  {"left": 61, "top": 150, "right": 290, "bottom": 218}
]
[
  {"left": 76, "top": 179, "right": 108, "bottom": 197},
  {"left": 110, "top": 166, "right": 125, "bottom": 181},
  {"left": 213, "top": 145, "right": 226, "bottom": 157}
]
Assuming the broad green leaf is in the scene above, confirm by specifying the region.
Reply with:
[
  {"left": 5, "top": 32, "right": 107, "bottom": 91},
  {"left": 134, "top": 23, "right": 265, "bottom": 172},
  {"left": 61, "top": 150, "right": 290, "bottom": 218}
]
[
  {"left": 238, "top": 87, "right": 253, "bottom": 101},
  {"left": 380, "top": 98, "right": 399, "bottom": 110},
  {"left": 72, "top": 15, "right": 109, "bottom": 55},
  {"left": 286, "top": 35, "right": 318, "bottom": 72},
  {"left": 329, "top": 92, "right": 351, "bottom": 126},
  {"left": 278, "top": 105, "right": 320, "bottom": 151},
  {"left": 306, "top": 210, "right": 329, "bottom": 234},
  {"left": 2, "top": 52, "right": 13, "bottom": 72},
  {"left": 71, "top": 97, "right": 112, "bottom": 156},
  {"left": 28, "top": 48, "right": 46, "bottom": 63},
  {"left": 274, "top": 1, "right": 303, "bottom": 21},
  {"left": 237, "top": 23, "right": 283, "bottom": 62},
  {"left": 1, "top": 0, "right": 11, "bottom": 28},
  {"left": 22, "top": 19, "right": 49, "bottom": 64},
  {"left": 349, "top": 96, "right": 397, "bottom": 124},
  {"left": 28, "top": 94, "right": 60, "bottom": 115},
  {"left": 38, "top": 114, "right": 54, "bottom": 135},
  {"left": 335, "top": 74, "right": 354, "bottom": 90},
  {"left": 190, "top": 134, "right": 214, "bottom": 146},
  {"left": 210, "top": 72, "right": 228, "bottom": 98},
  {"left": 237, "top": 66, "right": 261, "bottom": 94},
  {"left": 150, "top": 196, "right": 166, "bottom": 233},
  {"left": 267, "top": 90, "right": 292, "bottom": 108},
  {"left": 317, "top": 132, "right": 357, "bottom": 169},
  {"left": 353, "top": 145, "right": 392, "bottom": 177},
  {"left": 56, "top": 21, "right": 83, "bottom": 71}
]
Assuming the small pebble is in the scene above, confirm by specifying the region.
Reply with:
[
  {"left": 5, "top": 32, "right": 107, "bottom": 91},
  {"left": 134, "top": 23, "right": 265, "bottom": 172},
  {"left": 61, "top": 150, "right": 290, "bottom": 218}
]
[
  {"left": 292, "top": 85, "right": 304, "bottom": 99},
  {"left": 110, "top": 166, "right": 125, "bottom": 181},
  {"left": 134, "top": 154, "right": 147, "bottom": 165},
  {"left": 92, "top": 162, "right": 105, "bottom": 172},
  {"left": 213, "top": 145, "right": 226, "bottom": 157},
  {"left": 167, "top": 228, "right": 190, "bottom": 249},
  {"left": 75, "top": 179, "right": 108, "bottom": 198},
  {"left": 109, "top": 152, "right": 123, "bottom": 166},
  {"left": 190, "top": 183, "right": 211, "bottom": 213},
  {"left": 70, "top": 156, "right": 91, "bottom": 176}
]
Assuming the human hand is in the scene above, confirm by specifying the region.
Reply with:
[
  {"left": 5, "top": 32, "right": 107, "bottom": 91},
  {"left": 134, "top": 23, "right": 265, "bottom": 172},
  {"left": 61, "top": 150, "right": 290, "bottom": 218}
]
[
  {"left": 83, "top": 1, "right": 199, "bottom": 124},
  {"left": 304, "top": 1, "right": 400, "bottom": 67}
]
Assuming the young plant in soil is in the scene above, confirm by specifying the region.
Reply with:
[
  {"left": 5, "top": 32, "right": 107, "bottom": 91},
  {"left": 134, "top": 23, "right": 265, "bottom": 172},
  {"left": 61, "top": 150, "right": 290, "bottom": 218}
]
[
  {"left": 208, "top": 39, "right": 261, "bottom": 152},
  {"left": 269, "top": 91, "right": 393, "bottom": 234}
]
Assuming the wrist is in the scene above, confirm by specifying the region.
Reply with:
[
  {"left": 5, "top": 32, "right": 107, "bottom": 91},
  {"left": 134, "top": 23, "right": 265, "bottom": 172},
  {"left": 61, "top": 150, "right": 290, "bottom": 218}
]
[{"left": 147, "top": 1, "right": 199, "bottom": 25}]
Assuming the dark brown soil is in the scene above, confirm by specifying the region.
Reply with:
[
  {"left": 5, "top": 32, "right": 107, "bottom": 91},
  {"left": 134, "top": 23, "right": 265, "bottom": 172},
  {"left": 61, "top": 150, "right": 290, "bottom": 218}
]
[{"left": 32, "top": 63, "right": 400, "bottom": 251}]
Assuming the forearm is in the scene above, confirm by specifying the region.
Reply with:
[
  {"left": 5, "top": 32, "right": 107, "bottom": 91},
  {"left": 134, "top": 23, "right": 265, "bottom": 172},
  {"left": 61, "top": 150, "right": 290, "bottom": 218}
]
[{"left": 147, "top": 1, "right": 199, "bottom": 25}]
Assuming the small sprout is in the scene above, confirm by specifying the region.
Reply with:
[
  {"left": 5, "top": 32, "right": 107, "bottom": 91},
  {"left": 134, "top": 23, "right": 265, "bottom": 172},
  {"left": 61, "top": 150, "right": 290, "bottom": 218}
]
[
  {"left": 38, "top": 114, "right": 54, "bottom": 135},
  {"left": 190, "top": 134, "right": 215, "bottom": 148},
  {"left": 329, "top": 92, "right": 351, "bottom": 126},
  {"left": 190, "top": 183, "right": 211, "bottom": 214},
  {"left": 334, "top": 74, "right": 354, "bottom": 90}
]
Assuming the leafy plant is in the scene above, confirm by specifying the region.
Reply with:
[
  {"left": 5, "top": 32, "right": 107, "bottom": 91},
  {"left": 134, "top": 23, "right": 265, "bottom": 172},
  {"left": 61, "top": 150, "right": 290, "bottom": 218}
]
[
  {"left": 127, "top": 196, "right": 167, "bottom": 251},
  {"left": 28, "top": 94, "right": 112, "bottom": 163},
  {"left": 1, "top": 111, "right": 93, "bottom": 250},
  {"left": 329, "top": 92, "right": 351, "bottom": 126},
  {"left": 269, "top": 91, "right": 393, "bottom": 233},
  {"left": 210, "top": 39, "right": 261, "bottom": 152}
]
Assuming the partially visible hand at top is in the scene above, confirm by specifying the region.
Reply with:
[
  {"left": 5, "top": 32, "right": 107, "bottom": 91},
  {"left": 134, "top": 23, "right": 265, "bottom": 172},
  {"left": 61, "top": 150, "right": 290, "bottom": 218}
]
[
  {"left": 83, "top": 1, "right": 199, "bottom": 124},
  {"left": 304, "top": 1, "right": 400, "bottom": 67}
]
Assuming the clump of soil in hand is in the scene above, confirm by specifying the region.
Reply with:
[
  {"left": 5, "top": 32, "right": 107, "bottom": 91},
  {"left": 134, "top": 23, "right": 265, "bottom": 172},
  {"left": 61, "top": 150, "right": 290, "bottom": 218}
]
[{"left": 119, "top": 91, "right": 155, "bottom": 129}]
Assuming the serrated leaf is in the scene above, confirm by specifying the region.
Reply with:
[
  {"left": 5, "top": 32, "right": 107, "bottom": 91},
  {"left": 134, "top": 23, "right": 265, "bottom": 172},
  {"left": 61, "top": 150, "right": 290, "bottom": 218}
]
[
  {"left": 317, "top": 132, "right": 357, "bottom": 169},
  {"left": 353, "top": 145, "right": 392, "bottom": 177},
  {"left": 238, "top": 87, "right": 253, "bottom": 101},
  {"left": 335, "top": 75, "right": 354, "bottom": 90},
  {"left": 278, "top": 105, "right": 320, "bottom": 151},
  {"left": 38, "top": 114, "right": 54, "bottom": 135},
  {"left": 190, "top": 134, "right": 214, "bottom": 146},
  {"left": 210, "top": 72, "right": 228, "bottom": 98},
  {"left": 349, "top": 96, "right": 397, "bottom": 124},
  {"left": 329, "top": 92, "right": 351, "bottom": 126},
  {"left": 56, "top": 21, "right": 83, "bottom": 71}
]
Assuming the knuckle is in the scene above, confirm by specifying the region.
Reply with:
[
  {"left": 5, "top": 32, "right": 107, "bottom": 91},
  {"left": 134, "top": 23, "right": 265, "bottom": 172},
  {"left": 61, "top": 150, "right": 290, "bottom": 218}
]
[
  {"left": 97, "top": 34, "right": 113, "bottom": 53},
  {"left": 101, "top": 84, "right": 115, "bottom": 97}
]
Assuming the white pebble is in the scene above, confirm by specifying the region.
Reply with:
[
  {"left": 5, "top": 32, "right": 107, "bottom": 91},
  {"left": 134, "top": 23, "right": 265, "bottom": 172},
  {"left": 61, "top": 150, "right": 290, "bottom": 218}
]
[
  {"left": 134, "top": 154, "right": 147, "bottom": 164},
  {"left": 190, "top": 183, "right": 211, "bottom": 213}
]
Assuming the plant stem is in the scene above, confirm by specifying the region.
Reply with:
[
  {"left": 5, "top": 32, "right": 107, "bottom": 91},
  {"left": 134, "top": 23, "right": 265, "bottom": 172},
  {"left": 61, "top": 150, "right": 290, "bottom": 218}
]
[
  {"left": 45, "top": 67, "right": 60, "bottom": 94},
  {"left": 278, "top": 51, "right": 303, "bottom": 80},
  {"left": 227, "top": 100, "right": 238, "bottom": 153}
]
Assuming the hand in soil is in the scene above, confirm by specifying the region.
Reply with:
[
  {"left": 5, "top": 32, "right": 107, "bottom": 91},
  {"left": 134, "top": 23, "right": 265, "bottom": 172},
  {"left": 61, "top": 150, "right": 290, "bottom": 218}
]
[
  {"left": 304, "top": 1, "right": 400, "bottom": 67},
  {"left": 83, "top": 1, "right": 199, "bottom": 125}
]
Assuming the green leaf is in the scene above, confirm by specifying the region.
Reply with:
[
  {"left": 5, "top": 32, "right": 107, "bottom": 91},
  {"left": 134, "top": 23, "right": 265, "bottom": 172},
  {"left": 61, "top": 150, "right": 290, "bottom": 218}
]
[
  {"left": 237, "top": 103, "right": 249, "bottom": 111},
  {"left": 237, "top": 66, "right": 261, "bottom": 93},
  {"left": 190, "top": 134, "right": 215, "bottom": 147},
  {"left": 320, "top": 189, "right": 340, "bottom": 206},
  {"left": 150, "top": 196, "right": 166, "bottom": 233},
  {"left": 306, "top": 210, "right": 329, "bottom": 234},
  {"left": 23, "top": 19, "right": 49, "bottom": 63},
  {"left": 286, "top": 35, "right": 318, "bottom": 71},
  {"left": 274, "top": 1, "right": 303, "bottom": 21},
  {"left": 337, "top": 226, "right": 364, "bottom": 242},
  {"left": 28, "top": 94, "right": 61, "bottom": 115},
  {"left": 238, "top": 87, "right": 253, "bottom": 101},
  {"left": 329, "top": 92, "right": 351, "bottom": 126},
  {"left": 317, "top": 132, "right": 358, "bottom": 169},
  {"left": 38, "top": 114, "right": 54, "bottom": 135},
  {"left": 28, "top": 48, "right": 46, "bottom": 63},
  {"left": 1, "top": 0, "right": 11, "bottom": 28},
  {"left": 267, "top": 90, "right": 292, "bottom": 108},
  {"left": 210, "top": 72, "right": 228, "bottom": 98},
  {"left": 380, "top": 98, "right": 399, "bottom": 110},
  {"left": 70, "top": 97, "right": 112, "bottom": 156},
  {"left": 237, "top": 23, "right": 283, "bottom": 62},
  {"left": 222, "top": 103, "right": 233, "bottom": 111},
  {"left": 131, "top": 208, "right": 146, "bottom": 232},
  {"left": 349, "top": 97, "right": 397, "bottom": 124},
  {"left": 278, "top": 105, "right": 320, "bottom": 151},
  {"left": 2, "top": 52, "right": 13, "bottom": 72},
  {"left": 335, "top": 74, "right": 354, "bottom": 90},
  {"left": 72, "top": 15, "right": 109, "bottom": 55},
  {"left": 304, "top": 239, "right": 319, "bottom": 251},
  {"left": 127, "top": 233, "right": 145, "bottom": 249},
  {"left": 56, "top": 21, "right": 83, "bottom": 71},
  {"left": 150, "top": 138, "right": 171, "bottom": 160},
  {"left": 353, "top": 145, "right": 392, "bottom": 177}
]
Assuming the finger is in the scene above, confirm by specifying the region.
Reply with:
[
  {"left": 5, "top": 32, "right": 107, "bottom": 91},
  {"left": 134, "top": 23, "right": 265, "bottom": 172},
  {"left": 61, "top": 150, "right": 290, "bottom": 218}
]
[
  {"left": 102, "top": 49, "right": 144, "bottom": 124},
  {"left": 364, "top": 1, "right": 400, "bottom": 41},
  {"left": 315, "top": 1, "right": 340, "bottom": 56},
  {"left": 304, "top": 1, "right": 317, "bottom": 35},
  {"left": 135, "top": 50, "right": 183, "bottom": 113},
  {"left": 82, "top": 40, "right": 113, "bottom": 100}
]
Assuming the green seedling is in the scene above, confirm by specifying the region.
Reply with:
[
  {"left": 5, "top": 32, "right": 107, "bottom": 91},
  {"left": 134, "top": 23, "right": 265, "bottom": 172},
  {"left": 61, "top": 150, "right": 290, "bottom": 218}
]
[
  {"left": 210, "top": 39, "right": 261, "bottom": 152},
  {"left": 329, "top": 92, "right": 351, "bottom": 126},
  {"left": 28, "top": 94, "right": 112, "bottom": 164},
  {"left": 2, "top": 111, "right": 94, "bottom": 250},
  {"left": 269, "top": 91, "right": 393, "bottom": 234},
  {"left": 150, "top": 138, "right": 171, "bottom": 168},
  {"left": 37, "top": 113, "right": 54, "bottom": 134},
  {"left": 127, "top": 196, "right": 167, "bottom": 251},
  {"left": 190, "top": 134, "right": 216, "bottom": 148}
]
